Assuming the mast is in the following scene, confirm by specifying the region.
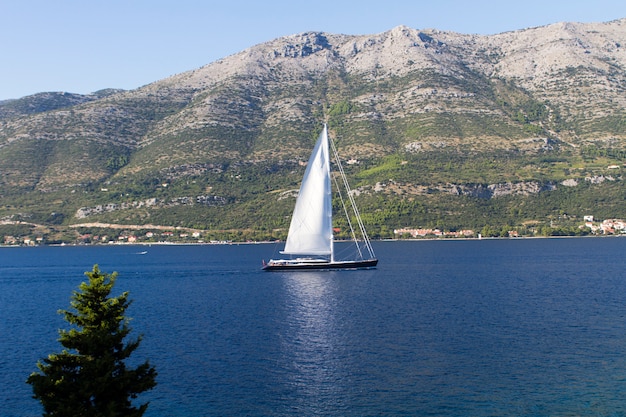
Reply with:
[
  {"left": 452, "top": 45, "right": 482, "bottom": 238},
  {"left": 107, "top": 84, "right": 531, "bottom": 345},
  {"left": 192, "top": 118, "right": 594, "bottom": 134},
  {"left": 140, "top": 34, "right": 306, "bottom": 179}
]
[
  {"left": 330, "top": 232, "right": 335, "bottom": 263},
  {"left": 327, "top": 124, "right": 335, "bottom": 263}
]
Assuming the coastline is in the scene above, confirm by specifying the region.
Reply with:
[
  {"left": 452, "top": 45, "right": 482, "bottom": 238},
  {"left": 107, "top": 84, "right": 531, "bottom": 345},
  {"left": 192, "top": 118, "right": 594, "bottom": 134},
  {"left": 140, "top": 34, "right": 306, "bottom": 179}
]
[{"left": 1, "top": 233, "right": 623, "bottom": 248}]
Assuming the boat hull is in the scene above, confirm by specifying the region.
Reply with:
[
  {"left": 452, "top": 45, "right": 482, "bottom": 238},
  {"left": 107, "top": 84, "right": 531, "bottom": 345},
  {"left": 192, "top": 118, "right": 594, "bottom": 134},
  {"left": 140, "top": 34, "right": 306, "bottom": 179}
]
[{"left": 262, "top": 259, "right": 378, "bottom": 271}]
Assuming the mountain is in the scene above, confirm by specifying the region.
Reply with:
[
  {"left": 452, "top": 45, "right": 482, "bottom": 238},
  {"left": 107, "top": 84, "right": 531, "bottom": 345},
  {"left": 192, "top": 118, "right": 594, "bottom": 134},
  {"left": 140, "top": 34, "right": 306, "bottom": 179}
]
[{"left": 1, "top": 19, "right": 626, "bottom": 242}]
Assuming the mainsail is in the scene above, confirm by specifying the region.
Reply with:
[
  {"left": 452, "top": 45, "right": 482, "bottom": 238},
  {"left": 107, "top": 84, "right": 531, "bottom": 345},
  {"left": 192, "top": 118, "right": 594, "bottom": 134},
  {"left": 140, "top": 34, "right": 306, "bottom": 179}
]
[{"left": 282, "top": 125, "right": 333, "bottom": 255}]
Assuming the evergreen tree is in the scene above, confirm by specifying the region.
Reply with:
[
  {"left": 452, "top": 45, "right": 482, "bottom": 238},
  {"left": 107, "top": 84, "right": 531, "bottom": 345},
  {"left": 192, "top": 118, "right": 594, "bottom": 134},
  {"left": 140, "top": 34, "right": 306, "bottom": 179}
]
[{"left": 27, "top": 265, "right": 157, "bottom": 417}]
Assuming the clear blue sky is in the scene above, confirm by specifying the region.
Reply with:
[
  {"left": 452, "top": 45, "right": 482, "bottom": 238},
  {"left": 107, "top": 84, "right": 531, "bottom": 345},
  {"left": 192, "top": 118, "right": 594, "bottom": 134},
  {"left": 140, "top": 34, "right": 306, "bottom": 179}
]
[{"left": 1, "top": 0, "right": 624, "bottom": 100}]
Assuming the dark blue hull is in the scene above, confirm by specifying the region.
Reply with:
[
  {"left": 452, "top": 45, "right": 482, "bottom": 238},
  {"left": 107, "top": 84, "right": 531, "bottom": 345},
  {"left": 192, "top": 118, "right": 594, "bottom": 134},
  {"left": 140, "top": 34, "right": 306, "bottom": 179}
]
[{"left": 262, "top": 258, "right": 378, "bottom": 271}]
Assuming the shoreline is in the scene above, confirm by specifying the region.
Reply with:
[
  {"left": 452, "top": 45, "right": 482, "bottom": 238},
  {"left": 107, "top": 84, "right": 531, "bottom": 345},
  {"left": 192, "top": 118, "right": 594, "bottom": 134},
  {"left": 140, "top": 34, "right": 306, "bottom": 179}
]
[{"left": 1, "top": 233, "right": 624, "bottom": 248}]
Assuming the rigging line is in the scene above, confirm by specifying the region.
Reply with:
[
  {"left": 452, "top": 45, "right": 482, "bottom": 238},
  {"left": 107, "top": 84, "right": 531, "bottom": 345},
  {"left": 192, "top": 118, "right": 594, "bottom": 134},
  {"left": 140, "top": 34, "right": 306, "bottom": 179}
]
[
  {"left": 330, "top": 139, "right": 374, "bottom": 258},
  {"left": 329, "top": 133, "right": 376, "bottom": 258},
  {"left": 332, "top": 170, "right": 364, "bottom": 260}
]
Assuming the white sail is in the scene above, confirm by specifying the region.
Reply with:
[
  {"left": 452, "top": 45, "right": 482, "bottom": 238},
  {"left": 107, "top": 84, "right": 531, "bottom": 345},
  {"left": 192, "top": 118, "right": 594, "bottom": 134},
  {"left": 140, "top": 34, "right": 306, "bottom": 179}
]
[
  {"left": 282, "top": 125, "right": 333, "bottom": 255},
  {"left": 263, "top": 123, "right": 377, "bottom": 271}
]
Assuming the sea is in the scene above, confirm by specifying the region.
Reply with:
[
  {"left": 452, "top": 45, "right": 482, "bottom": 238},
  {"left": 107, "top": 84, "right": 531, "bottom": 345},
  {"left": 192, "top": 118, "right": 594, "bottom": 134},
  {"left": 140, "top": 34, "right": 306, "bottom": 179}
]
[{"left": 2, "top": 238, "right": 626, "bottom": 416}]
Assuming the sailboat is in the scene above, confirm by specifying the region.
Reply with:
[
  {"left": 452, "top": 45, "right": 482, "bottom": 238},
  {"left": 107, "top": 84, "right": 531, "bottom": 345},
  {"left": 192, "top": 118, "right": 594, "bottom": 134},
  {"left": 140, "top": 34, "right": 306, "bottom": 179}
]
[{"left": 263, "top": 124, "right": 378, "bottom": 271}]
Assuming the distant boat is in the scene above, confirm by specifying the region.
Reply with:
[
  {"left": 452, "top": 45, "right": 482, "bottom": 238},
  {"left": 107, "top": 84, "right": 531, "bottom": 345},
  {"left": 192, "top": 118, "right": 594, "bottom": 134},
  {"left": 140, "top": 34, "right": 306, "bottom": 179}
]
[{"left": 263, "top": 124, "right": 378, "bottom": 271}]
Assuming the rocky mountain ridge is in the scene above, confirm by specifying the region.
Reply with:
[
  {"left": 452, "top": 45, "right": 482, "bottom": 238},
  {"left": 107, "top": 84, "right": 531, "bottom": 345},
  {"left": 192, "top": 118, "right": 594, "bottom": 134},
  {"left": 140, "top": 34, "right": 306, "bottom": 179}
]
[{"left": 1, "top": 19, "right": 625, "bottom": 235}]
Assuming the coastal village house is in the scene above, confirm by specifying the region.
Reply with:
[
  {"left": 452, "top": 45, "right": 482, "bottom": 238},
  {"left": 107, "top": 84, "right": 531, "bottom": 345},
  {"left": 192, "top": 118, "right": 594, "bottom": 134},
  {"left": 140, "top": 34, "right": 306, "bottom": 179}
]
[
  {"left": 393, "top": 228, "right": 474, "bottom": 238},
  {"left": 600, "top": 219, "right": 626, "bottom": 234},
  {"left": 583, "top": 218, "right": 626, "bottom": 234}
]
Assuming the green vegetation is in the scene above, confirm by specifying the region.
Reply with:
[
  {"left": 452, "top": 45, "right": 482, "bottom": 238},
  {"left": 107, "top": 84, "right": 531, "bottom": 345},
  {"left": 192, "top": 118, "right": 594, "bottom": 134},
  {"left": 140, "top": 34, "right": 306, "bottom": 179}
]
[
  {"left": 27, "top": 265, "right": 157, "bottom": 417},
  {"left": 1, "top": 141, "right": 626, "bottom": 244}
]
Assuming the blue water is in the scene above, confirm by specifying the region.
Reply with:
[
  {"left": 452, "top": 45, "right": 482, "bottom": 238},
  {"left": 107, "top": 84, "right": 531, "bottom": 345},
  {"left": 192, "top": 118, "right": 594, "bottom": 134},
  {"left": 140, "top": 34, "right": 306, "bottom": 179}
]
[{"left": 2, "top": 238, "right": 626, "bottom": 416}]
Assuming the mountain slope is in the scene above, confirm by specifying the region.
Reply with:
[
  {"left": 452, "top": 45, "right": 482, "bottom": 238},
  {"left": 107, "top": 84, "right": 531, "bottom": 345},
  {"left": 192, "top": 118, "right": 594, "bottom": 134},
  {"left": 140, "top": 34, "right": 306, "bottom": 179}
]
[{"left": 1, "top": 19, "right": 625, "bottom": 240}]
